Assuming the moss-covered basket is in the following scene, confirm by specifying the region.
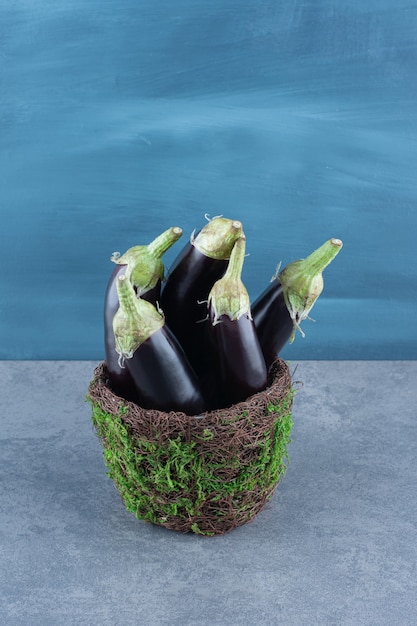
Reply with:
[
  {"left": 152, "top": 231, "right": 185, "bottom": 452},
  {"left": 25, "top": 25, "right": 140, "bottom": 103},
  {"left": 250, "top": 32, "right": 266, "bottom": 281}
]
[{"left": 87, "top": 358, "right": 293, "bottom": 536}]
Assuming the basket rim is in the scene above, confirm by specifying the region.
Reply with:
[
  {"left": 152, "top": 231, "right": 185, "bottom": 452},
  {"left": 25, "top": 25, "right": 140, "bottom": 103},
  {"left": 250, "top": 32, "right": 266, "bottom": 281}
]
[{"left": 88, "top": 358, "right": 293, "bottom": 444}]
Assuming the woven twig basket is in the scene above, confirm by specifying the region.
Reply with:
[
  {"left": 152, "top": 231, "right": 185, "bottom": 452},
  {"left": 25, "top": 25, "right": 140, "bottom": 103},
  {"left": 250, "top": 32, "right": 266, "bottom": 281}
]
[{"left": 87, "top": 358, "right": 293, "bottom": 535}]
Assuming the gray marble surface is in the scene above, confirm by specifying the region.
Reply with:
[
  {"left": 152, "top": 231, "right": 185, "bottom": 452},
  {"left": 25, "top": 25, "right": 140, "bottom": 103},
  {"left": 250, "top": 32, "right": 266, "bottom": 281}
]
[{"left": 1, "top": 360, "right": 416, "bottom": 625}]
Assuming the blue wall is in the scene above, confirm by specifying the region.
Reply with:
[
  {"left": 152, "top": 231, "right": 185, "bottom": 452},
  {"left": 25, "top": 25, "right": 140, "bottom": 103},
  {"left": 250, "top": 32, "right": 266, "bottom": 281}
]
[{"left": 1, "top": 1, "right": 417, "bottom": 360}]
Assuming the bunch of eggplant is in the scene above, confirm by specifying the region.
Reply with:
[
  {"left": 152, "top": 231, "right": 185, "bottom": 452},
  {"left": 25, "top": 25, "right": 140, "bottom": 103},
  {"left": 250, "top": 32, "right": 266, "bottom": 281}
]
[{"left": 103, "top": 216, "right": 343, "bottom": 415}]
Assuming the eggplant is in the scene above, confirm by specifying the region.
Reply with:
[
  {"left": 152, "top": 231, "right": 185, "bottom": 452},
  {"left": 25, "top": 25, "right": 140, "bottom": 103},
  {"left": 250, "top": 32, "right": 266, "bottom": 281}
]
[
  {"left": 113, "top": 275, "right": 206, "bottom": 415},
  {"left": 104, "top": 226, "right": 183, "bottom": 398},
  {"left": 251, "top": 279, "right": 294, "bottom": 371},
  {"left": 204, "top": 236, "right": 268, "bottom": 409},
  {"left": 160, "top": 216, "right": 243, "bottom": 374},
  {"left": 253, "top": 237, "right": 343, "bottom": 368}
]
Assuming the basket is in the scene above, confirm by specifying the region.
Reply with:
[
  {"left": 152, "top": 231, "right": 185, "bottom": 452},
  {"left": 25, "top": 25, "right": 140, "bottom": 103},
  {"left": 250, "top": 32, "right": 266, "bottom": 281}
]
[{"left": 87, "top": 358, "right": 293, "bottom": 536}]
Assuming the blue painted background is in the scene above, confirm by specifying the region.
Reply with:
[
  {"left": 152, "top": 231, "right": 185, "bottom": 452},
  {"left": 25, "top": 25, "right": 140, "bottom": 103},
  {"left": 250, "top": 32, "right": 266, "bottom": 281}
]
[{"left": 1, "top": 1, "right": 417, "bottom": 360}]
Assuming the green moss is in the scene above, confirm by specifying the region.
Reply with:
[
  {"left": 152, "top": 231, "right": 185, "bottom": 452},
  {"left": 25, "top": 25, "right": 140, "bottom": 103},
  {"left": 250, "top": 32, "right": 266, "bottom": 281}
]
[{"left": 88, "top": 392, "right": 293, "bottom": 535}]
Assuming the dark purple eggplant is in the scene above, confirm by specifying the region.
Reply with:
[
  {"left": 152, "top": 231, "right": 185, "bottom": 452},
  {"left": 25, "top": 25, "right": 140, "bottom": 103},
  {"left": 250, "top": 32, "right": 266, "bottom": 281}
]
[
  {"left": 160, "top": 217, "right": 243, "bottom": 375},
  {"left": 253, "top": 237, "right": 343, "bottom": 368},
  {"left": 114, "top": 275, "right": 206, "bottom": 415},
  {"left": 204, "top": 236, "right": 268, "bottom": 409},
  {"left": 104, "top": 226, "right": 182, "bottom": 398},
  {"left": 251, "top": 276, "right": 294, "bottom": 371}
]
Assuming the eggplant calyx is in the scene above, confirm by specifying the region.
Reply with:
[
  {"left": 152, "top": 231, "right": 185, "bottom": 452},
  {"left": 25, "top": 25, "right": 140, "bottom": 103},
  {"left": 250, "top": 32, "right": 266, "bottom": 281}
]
[
  {"left": 192, "top": 216, "right": 243, "bottom": 260},
  {"left": 129, "top": 253, "right": 164, "bottom": 294},
  {"left": 111, "top": 246, "right": 144, "bottom": 266},
  {"left": 113, "top": 275, "right": 164, "bottom": 364},
  {"left": 208, "top": 236, "right": 251, "bottom": 325},
  {"left": 279, "top": 237, "right": 343, "bottom": 341},
  {"left": 111, "top": 227, "right": 183, "bottom": 294}
]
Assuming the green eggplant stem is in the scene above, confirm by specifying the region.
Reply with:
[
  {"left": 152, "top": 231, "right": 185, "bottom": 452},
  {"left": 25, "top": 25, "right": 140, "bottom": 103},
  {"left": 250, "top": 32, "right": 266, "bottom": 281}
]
[
  {"left": 279, "top": 237, "right": 343, "bottom": 342},
  {"left": 110, "top": 226, "right": 183, "bottom": 293},
  {"left": 208, "top": 236, "right": 251, "bottom": 325},
  {"left": 147, "top": 226, "right": 183, "bottom": 257},
  {"left": 113, "top": 275, "right": 164, "bottom": 365}
]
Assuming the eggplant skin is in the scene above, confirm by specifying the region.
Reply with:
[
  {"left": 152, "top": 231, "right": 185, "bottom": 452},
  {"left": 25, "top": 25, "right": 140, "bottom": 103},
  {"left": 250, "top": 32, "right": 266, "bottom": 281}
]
[
  {"left": 252, "top": 280, "right": 294, "bottom": 369},
  {"left": 103, "top": 264, "right": 161, "bottom": 401},
  {"left": 160, "top": 243, "right": 228, "bottom": 373},
  {"left": 125, "top": 325, "right": 207, "bottom": 415},
  {"left": 206, "top": 308, "right": 268, "bottom": 409}
]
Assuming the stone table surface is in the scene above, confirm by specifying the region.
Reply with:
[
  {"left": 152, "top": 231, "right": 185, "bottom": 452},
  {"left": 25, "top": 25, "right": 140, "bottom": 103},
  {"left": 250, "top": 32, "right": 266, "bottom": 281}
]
[{"left": 1, "top": 360, "right": 416, "bottom": 626}]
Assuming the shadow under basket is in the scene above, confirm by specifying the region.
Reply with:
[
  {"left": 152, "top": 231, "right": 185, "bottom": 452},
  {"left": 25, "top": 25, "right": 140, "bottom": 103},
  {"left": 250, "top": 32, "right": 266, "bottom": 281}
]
[{"left": 87, "top": 358, "right": 294, "bottom": 536}]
